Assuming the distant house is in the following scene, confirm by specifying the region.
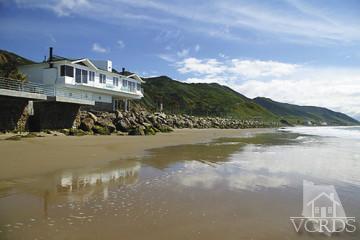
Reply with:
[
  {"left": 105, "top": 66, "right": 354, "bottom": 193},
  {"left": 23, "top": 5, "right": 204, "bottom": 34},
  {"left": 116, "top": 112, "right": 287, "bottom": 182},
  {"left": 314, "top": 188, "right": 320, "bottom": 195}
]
[{"left": 18, "top": 47, "right": 144, "bottom": 111}]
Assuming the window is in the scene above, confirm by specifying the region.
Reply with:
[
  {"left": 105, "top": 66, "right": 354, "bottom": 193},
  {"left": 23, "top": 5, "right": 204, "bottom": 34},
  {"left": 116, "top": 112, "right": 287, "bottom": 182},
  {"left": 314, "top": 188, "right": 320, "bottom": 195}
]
[
  {"left": 75, "top": 68, "right": 81, "bottom": 83},
  {"left": 129, "top": 81, "right": 136, "bottom": 92},
  {"left": 99, "top": 74, "right": 106, "bottom": 84},
  {"left": 60, "top": 65, "right": 74, "bottom": 77},
  {"left": 122, "top": 79, "right": 128, "bottom": 88},
  {"left": 82, "top": 70, "right": 88, "bottom": 83},
  {"left": 89, "top": 71, "right": 95, "bottom": 81},
  {"left": 113, "top": 77, "right": 119, "bottom": 86},
  {"left": 137, "top": 83, "right": 141, "bottom": 91}
]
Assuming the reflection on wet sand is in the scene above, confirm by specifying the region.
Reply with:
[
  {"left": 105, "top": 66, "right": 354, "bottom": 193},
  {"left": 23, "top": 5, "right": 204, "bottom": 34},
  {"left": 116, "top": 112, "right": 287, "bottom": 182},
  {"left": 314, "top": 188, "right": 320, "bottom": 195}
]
[
  {"left": 142, "top": 132, "right": 305, "bottom": 169},
  {"left": 57, "top": 161, "right": 140, "bottom": 193}
]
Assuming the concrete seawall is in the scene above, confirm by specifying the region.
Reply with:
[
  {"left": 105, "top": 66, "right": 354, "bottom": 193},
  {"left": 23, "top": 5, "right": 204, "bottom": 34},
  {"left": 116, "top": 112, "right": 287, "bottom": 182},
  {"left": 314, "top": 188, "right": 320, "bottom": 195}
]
[
  {"left": 0, "top": 97, "right": 80, "bottom": 132},
  {"left": 0, "top": 96, "right": 29, "bottom": 132}
]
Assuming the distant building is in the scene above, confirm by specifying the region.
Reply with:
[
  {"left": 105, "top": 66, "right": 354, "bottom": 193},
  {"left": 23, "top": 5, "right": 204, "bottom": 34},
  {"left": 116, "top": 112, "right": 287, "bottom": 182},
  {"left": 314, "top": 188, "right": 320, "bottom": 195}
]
[{"left": 18, "top": 47, "right": 144, "bottom": 111}]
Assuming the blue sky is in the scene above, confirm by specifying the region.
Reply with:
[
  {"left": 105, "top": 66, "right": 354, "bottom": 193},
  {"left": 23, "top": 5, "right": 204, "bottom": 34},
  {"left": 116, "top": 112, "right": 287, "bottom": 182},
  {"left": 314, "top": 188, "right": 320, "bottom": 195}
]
[{"left": 1, "top": 0, "right": 360, "bottom": 119}]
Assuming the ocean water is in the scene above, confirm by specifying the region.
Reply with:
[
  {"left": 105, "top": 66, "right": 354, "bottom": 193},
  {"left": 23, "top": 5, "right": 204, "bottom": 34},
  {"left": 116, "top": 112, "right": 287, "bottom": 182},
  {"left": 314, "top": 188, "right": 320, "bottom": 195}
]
[{"left": 0, "top": 126, "right": 360, "bottom": 239}]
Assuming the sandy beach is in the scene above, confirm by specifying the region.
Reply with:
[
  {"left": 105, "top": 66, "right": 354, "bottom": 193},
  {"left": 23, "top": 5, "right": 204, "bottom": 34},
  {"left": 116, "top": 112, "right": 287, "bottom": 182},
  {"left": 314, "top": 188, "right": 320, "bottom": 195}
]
[{"left": 0, "top": 128, "right": 270, "bottom": 180}]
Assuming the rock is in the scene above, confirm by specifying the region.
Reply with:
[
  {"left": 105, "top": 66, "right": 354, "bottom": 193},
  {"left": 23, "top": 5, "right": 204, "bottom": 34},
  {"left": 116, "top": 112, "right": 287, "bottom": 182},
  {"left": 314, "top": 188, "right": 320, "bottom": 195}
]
[
  {"left": 115, "top": 110, "right": 123, "bottom": 119},
  {"left": 158, "top": 125, "right": 173, "bottom": 133},
  {"left": 116, "top": 131, "right": 128, "bottom": 136},
  {"left": 144, "top": 125, "right": 156, "bottom": 135},
  {"left": 79, "top": 118, "right": 95, "bottom": 132},
  {"left": 60, "top": 129, "right": 70, "bottom": 135},
  {"left": 97, "top": 118, "right": 116, "bottom": 133},
  {"left": 5, "top": 135, "right": 22, "bottom": 141},
  {"left": 68, "top": 128, "right": 87, "bottom": 136},
  {"left": 73, "top": 108, "right": 276, "bottom": 135},
  {"left": 92, "top": 125, "right": 110, "bottom": 135},
  {"left": 128, "top": 126, "right": 145, "bottom": 136},
  {"left": 88, "top": 112, "right": 98, "bottom": 122},
  {"left": 115, "top": 119, "right": 130, "bottom": 132}
]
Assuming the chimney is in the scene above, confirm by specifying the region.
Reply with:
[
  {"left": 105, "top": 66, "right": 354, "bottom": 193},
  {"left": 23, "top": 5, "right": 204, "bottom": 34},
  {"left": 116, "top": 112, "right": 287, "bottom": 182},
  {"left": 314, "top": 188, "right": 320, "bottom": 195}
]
[
  {"left": 49, "top": 47, "right": 53, "bottom": 68},
  {"left": 122, "top": 67, "right": 125, "bottom": 75}
]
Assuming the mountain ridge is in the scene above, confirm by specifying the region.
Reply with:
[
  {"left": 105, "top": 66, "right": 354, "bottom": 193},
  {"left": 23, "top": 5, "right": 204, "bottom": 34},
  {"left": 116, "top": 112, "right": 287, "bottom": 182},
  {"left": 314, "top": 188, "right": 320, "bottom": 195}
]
[{"left": 253, "top": 97, "right": 358, "bottom": 125}]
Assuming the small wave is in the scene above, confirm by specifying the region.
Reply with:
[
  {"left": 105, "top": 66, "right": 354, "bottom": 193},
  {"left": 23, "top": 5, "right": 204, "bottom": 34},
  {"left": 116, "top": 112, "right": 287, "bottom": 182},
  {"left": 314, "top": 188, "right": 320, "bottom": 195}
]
[{"left": 281, "top": 126, "right": 360, "bottom": 140}]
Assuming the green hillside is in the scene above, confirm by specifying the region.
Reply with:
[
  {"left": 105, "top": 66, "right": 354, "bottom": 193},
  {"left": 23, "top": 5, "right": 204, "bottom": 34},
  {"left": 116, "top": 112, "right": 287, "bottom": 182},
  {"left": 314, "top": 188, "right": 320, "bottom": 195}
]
[
  {"left": 141, "top": 76, "right": 277, "bottom": 121},
  {"left": 0, "top": 49, "right": 34, "bottom": 78},
  {"left": 254, "top": 97, "right": 358, "bottom": 125}
]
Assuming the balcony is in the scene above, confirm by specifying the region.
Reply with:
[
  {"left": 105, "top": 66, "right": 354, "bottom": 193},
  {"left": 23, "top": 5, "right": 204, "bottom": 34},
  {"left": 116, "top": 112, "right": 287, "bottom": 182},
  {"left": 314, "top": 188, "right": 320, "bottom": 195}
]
[{"left": 72, "top": 78, "right": 142, "bottom": 96}]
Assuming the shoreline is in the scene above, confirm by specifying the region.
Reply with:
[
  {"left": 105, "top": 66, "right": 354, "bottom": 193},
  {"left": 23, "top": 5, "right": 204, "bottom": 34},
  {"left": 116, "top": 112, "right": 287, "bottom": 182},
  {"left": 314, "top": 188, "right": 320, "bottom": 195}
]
[{"left": 0, "top": 128, "right": 273, "bottom": 180}]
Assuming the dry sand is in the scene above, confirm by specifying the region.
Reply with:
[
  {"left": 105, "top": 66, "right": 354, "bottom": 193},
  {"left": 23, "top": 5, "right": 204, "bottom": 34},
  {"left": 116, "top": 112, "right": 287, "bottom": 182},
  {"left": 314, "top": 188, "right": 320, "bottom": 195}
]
[{"left": 0, "top": 128, "right": 271, "bottom": 180}]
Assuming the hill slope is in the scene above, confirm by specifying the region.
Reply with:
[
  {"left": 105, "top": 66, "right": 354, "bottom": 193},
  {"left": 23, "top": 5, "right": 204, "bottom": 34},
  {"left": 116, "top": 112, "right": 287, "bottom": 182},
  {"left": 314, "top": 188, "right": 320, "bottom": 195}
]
[
  {"left": 141, "top": 76, "right": 277, "bottom": 120},
  {"left": 254, "top": 97, "right": 358, "bottom": 125},
  {"left": 0, "top": 49, "right": 34, "bottom": 77}
]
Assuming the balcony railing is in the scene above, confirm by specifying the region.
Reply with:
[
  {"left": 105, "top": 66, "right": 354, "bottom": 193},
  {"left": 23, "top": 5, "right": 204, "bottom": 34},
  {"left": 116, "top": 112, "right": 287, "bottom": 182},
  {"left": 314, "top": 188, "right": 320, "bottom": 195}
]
[
  {"left": 0, "top": 77, "right": 143, "bottom": 103},
  {"left": 74, "top": 81, "right": 141, "bottom": 95},
  {"left": 0, "top": 78, "right": 92, "bottom": 102},
  {"left": 0, "top": 77, "right": 54, "bottom": 96}
]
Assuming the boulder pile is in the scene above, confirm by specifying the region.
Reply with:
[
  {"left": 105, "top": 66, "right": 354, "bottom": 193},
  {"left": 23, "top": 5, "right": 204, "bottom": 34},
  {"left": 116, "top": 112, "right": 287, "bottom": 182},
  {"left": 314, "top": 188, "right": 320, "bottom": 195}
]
[{"left": 71, "top": 109, "right": 279, "bottom": 136}]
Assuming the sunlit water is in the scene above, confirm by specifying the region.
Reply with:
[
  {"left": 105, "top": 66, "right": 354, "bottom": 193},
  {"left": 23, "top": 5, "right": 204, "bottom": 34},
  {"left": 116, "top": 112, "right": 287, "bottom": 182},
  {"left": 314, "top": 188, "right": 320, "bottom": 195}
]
[{"left": 1, "top": 126, "right": 360, "bottom": 239}]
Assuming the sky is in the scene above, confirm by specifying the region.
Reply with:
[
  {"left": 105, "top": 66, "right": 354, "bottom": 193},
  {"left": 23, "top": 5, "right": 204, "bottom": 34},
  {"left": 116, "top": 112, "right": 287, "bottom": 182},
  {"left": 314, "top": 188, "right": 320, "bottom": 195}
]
[{"left": 0, "top": 0, "right": 360, "bottom": 119}]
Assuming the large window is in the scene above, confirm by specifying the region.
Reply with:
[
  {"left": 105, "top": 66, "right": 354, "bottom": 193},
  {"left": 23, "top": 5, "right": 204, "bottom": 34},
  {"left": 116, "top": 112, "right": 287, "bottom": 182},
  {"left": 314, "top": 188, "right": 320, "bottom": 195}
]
[
  {"left": 75, "top": 68, "right": 81, "bottom": 83},
  {"left": 89, "top": 71, "right": 95, "bottom": 81},
  {"left": 60, "top": 65, "right": 74, "bottom": 77},
  {"left": 113, "top": 77, "right": 119, "bottom": 87},
  {"left": 122, "top": 79, "right": 128, "bottom": 88},
  {"left": 129, "top": 81, "right": 136, "bottom": 92},
  {"left": 99, "top": 74, "right": 106, "bottom": 84},
  {"left": 137, "top": 83, "right": 141, "bottom": 91},
  {"left": 82, "top": 70, "right": 88, "bottom": 83}
]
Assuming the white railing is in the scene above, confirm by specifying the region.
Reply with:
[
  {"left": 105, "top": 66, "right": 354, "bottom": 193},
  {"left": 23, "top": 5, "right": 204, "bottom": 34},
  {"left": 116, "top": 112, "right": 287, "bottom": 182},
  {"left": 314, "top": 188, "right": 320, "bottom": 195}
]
[
  {"left": 0, "top": 77, "right": 54, "bottom": 96},
  {"left": 54, "top": 86, "right": 92, "bottom": 101},
  {"left": 0, "top": 77, "right": 143, "bottom": 103},
  {"left": 0, "top": 78, "right": 92, "bottom": 102}
]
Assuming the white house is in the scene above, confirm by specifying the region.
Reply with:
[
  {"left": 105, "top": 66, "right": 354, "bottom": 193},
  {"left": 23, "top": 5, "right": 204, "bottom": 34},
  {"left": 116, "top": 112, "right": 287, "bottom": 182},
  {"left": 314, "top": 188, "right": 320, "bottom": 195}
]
[{"left": 18, "top": 47, "right": 144, "bottom": 111}]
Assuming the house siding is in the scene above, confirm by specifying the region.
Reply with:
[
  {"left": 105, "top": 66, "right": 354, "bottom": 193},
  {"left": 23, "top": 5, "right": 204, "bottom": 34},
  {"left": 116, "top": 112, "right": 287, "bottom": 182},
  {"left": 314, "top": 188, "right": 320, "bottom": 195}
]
[{"left": 18, "top": 58, "right": 143, "bottom": 111}]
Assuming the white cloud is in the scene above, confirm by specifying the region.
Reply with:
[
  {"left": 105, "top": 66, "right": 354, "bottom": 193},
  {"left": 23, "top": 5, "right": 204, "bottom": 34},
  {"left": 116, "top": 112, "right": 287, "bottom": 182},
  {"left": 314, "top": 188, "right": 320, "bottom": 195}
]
[
  {"left": 177, "top": 57, "right": 297, "bottom": 78},
  {"left": 176, "top": 57, "right": 360, "bottom": 119},
  {"left": 14, "top": 0, "right": 360, "bottom": 44},
  {"left": 53, "top": 0, "right": 89, "bottom": 16},
  {"left": 176, "top": 49, "right": 189, "bottom": 58},
  {"left": 177, "top": 58, "right": 226, "bottom": 75},
  {"left": 15, "top": 0, "right": 90, "bottom": 16},
  {"left": 229, "top": 60, "right": 298, "bottom": 78},
  {"left": 157, "top": 53, "right": 176, "bottom": 62},
  {"left": 92, "top": 43, "right": 108, "bottom": 53},
  {"left": 117, "top": 40, "right": 125, "bottom": 48}
]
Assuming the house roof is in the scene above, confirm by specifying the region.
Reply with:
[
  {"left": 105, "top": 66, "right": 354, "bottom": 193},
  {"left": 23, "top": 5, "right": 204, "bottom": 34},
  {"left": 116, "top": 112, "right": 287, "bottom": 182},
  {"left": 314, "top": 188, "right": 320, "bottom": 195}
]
[
  {"left": 71, "top": 58, "right": 99, "bottom": 70},
  {"left": 306, "top": 192, "right": 341, "bottom": 206},
  {"left": 32, "top": 54, "right": 144, "bottom": 82}
]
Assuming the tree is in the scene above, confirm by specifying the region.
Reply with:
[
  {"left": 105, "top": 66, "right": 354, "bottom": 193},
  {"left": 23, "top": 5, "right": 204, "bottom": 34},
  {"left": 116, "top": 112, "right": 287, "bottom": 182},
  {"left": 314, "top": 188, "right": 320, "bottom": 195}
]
[{"left": 7, "top": 69, "right": 27, "bottom": 81}]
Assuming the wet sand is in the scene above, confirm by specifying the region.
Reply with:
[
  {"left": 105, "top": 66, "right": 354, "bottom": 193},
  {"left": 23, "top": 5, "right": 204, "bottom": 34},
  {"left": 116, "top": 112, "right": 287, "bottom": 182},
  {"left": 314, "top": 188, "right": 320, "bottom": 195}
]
[
  {"left": 1, "top": 127, "right": 360, "bottom": 239},
  {"left": 0, "top": 128, "right": 270, "bottom": 180}
]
